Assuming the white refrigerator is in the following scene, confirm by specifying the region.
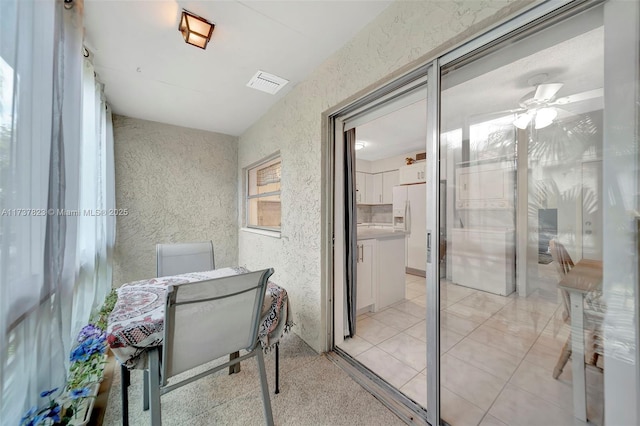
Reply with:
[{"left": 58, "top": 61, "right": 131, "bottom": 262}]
[{"left": 392, "top": 183, "right": 426, "bottom": 275}]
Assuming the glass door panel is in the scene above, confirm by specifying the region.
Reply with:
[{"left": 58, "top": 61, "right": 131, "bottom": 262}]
[
  {"left": 336, "top": 92, "right": 430, "bottom": 415},
  {"left": 439, "top": 5, "right": 608, "bottom": 425}
]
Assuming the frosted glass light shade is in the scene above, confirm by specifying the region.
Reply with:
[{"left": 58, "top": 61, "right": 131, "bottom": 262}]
[
  {"left": 513, "top": 112, "right": 532, "bottom": 129},
  {"left": 179, "top": 10, "right": 214, "bottom": 50},
  {"left": 534, "top": 107, "right": 557, "bottom": 129}
]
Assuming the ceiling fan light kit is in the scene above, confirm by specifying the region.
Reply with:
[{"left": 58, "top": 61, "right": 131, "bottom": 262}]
[
  {"left": 512, "top": 81, "right": 564, "bottom": 130},
  {"left": 534, "top": 107, "right": 557, "bottom": 129},
  {"left": 513, "top": 112, "right": 533, "bottom": 129},
  {"left": 513, "top": 107, "right": 558, "bottom": 130}
]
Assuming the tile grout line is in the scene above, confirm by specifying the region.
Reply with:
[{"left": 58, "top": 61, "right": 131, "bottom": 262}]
[{"left": 475, "top": 302, "right": 560, "bottom": 425}]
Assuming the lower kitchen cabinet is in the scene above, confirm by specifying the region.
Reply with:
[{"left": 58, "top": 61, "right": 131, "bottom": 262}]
[
  {"left": 356, "top": 235, "right": 406, "bottom": 312},
  {"left": 356, "top": 239, "right": 376, "bottom": 310},
  {"left": 377, "top": 237, "right": 406, "bottom": 309}
]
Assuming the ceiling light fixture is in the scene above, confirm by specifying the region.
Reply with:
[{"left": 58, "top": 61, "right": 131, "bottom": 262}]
[
  {"left": 534, "top": 107, "right": 557, "bottom": 129},
  {"left": 179, "top": 10, "right": 214, "bottom": 50},
  {"left": 513, "top": 107, "right": 558, "bottom": 130},
  {"left": 355, "top": 142, "right": 365, "bottom": 150}
]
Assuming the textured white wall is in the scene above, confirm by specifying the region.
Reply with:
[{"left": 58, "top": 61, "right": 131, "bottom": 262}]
[
  {"left": 113, "top": 115, "right": 238, "bottom": 286},
  {"left": 237, "top": 0, "right": 531, "bottom": 352}
]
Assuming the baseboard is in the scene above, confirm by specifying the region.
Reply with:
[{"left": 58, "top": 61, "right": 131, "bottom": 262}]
[{"left": 406, "top": 267, "right": 426, "bottom": 277}]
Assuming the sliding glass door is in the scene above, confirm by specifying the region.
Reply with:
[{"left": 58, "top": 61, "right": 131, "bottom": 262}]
[
  {"left": 331, "top": 1, "right": 638, "bottom": 425},
  {"left": 432, "top": 1, "right": 638, "bottom": 425}
]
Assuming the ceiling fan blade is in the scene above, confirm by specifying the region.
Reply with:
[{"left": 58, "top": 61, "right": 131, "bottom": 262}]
[
  {"left": 534, "top": 83, "right": 564, "bottom": 101},
  {"left": 469, "top": 108, "right": 524, "bottom": 123},
  {"left": 551, "top": 88, "right": 603, "bottom": 105}
]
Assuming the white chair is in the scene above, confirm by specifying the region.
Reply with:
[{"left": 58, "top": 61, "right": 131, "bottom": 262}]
[
  {"left": 147, "top": 268, "right": 275, "bottom": 425},
  {"left": 136, "top": 241, "right": 218, "bottom": 418},
  {"left": 156, "top": 241, "right": 215, "bottom": 276}
]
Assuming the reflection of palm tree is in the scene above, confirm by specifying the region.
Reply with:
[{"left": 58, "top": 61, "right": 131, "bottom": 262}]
[
  {"left": 529, "top": 112, "right": 601, "bottom": 164},
  {"left": 474, "top": 121, "right": 516, "bottom": 160},
  {"left": 529, "top": 179, "right": 598, "bottom": 216}
]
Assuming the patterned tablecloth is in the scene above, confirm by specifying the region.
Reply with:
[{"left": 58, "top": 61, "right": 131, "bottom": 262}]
[{"left": 107, "top": 267, "right": 293, "bottom": 369}]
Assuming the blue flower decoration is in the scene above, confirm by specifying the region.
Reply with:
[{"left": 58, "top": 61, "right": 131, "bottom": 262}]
[
  {"left": 70, "top": 344, "right": 90, "bottom": 362},
  {"left": 69, "top": 386, "right": 91, "bottom": 400},
  {"left": 78, "top": 324, "right": 105, "bottom": 342},
  {"left": 19, "top": 406, "right": 37, "bottom": 425},
  {"left": 39, "top": 387, "right": 59, "bottom": 398},
  {"left": 46, "top": 404, "right": 61, "bottom": 422}
]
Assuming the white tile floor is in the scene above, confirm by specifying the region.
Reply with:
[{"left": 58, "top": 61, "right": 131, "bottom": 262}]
[{"left": 338, "top": 271, "right": 604, "bottom": 426}]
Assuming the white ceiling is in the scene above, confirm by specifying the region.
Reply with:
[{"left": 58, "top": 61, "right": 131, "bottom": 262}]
[
  {"left": 356, "top": 99, "right": 426, "bottom": 162},
  {"left": 83, "top": 0, "right": 392, "bottom": 136},
  {"left": 354, "top": 8, "right": 603, "bottom": 163}
]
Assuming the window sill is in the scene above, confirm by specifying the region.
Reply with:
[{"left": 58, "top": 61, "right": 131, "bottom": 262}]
[{"left": 241, "top": 227, "right": 281, "bottom": 239}]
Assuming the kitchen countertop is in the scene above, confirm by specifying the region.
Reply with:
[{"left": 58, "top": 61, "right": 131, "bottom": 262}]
[{"left": 357, "top": 228, "right": 408, "bottom": 240}]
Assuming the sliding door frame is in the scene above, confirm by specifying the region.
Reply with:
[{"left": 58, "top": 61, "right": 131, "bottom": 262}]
[
  {"left": 324, "top": 1, "right": 639, "bottom": 425},
  {"left": 425, "top": 61, "right": 440, "bottom": 426}
]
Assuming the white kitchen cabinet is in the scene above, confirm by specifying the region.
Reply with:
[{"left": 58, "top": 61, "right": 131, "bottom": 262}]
[
  {"left": 364, "top": 173, "right": 374, "bottom": 204},
  {"left": 399, "top": 162, "right": 426, "bottom": 185},
  {"left": 376, "top": 237, "right": 406, "bottom": 309},
  {"left": 356, "top": 170, "right": 399, "bottom": 205},
  {"left": 356, "top": 234, "right": 406, "bottom": 312},
  {"left": 356, "top": 239, "right": 376, "bottom": 310},
  {"left": 382, "top": 170, "right": 399, "bottom": 203},
  {"left": 371, "top": 173, "right": 383, "bottom": 204},
  {"left": 355, "top": 172, "right": 365, "bottom": 204}
]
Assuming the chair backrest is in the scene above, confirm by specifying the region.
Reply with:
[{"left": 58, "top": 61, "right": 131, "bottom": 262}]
[
  {"left": 156, "top": 241, "right": 215, "bottom": 277},
  {"left": 549, "top": 239, "right": 574, "bottom": 320},
  {"left": 162, "top": 268, "right": 274, "bottom": 382},
  {"left": 549, "top": 239, "right": 574, "bottom": 276}
]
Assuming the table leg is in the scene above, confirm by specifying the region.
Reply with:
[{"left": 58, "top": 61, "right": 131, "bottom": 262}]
[
  {"left": 120, "top": 365, "right": 130, "bottom": 426},
  {"left": 569, "top": 291, "right": 587, "bottom": 422},
  {"left": 148, "top": 347, "right": 162, "bottom": 425},
  {"left": 275, "top": 343, "right": 280, "bottom": 394},
  {"left": 143, "top": 370, "right": 149, "bottom": 411},
  {"left": 229, "top": 351, "right": 241, "bottom": 374}
]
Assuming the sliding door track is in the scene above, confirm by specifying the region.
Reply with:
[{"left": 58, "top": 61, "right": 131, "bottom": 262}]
[{"left": 327, "top": 348, "right": 430, "bottom": 425}]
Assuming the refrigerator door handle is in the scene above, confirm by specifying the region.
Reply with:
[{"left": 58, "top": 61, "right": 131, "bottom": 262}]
[{"left": 405, "top": 201, "right": 411, "bottom": 233}]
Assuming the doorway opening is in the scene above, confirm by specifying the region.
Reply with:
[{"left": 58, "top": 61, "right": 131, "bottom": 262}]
[{"left": 330, "top": 80, "right": 430, "bottom": 420}]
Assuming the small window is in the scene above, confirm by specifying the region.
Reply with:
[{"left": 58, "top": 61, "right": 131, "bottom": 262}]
[{"left": 246, "top": 154, "right": 281, "bottom": 232}]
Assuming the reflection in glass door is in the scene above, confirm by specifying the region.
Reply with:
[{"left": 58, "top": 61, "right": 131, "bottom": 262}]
[{"left": 438, "top": 5, "right": 609, "bottom": 425}]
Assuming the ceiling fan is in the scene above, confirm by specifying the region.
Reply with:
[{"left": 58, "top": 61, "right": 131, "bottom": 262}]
[{"left": 504, "top": 74, "right": 603, "bottom": 130}]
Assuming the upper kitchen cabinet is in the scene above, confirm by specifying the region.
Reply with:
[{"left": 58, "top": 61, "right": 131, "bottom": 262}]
[
  {"left": 357, "top": 170, "right": 399, "bottom": 204},
  {"left": 367, "top": 171, "right": 400, "bottom": 204},
  {"left": 399, "top": 162, "right": 426, "bottom": 185},
  {"left": 382, "top": 170, "right": 399, "bottom": 203},
  {"left": 368, "top": 173, "right": 383, "bottom": 204},
  {"left": 356, "top": 171, "right": 366, "bottom": 204}
]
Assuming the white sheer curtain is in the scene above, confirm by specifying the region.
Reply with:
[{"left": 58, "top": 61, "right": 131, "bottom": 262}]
[
  {"left": 0, "top": 0, "right": 115, "bottom": 424},
  {"left": 71, "top": 59, "right": 116, "bottom": 337}
]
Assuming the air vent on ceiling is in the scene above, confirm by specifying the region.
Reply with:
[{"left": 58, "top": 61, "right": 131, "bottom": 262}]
[{"left": 246, "top": 70, "right": 289, "bottom": 95}]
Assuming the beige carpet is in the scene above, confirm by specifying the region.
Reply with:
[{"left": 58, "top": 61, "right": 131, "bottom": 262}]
[{"left": 102, "top": 333, "right": 404, "bottom": 425}]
